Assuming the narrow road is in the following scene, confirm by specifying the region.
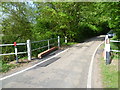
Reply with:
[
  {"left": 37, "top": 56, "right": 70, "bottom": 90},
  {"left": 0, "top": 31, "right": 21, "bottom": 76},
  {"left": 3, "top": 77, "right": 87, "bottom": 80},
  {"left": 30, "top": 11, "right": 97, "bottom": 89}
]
[{"left": 1, "top": 35, "right": 104, "bottom": 88}]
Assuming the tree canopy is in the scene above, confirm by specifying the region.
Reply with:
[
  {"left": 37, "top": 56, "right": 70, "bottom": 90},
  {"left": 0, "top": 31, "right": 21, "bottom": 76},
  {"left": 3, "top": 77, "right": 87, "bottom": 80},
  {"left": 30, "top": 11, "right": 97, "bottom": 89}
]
[
  {"left": 1, "top": 2, "right": 120, "bottom": 62},
  {"left": 1, "top": 2, "right": 120, "bottom": 42}
]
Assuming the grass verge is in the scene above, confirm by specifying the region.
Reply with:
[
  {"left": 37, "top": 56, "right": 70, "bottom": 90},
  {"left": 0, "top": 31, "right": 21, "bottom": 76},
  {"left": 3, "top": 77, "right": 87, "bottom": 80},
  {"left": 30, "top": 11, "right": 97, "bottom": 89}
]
[
  {"left": 100, "top": 52, "right": 119, "bottom": 88},
  {"left": 0, "top": 60, "right": 17, "bottom": 73},
  {"left": 0, "top": 56, "right": 27, "bottom": 73}
]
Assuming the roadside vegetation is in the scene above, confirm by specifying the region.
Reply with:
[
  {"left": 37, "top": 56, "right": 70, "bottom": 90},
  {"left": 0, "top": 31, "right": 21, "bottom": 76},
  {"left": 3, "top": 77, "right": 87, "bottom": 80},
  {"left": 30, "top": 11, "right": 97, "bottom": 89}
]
[
  {"left": 100, "top": 54, "right": 119, "bottom": 88},
  {"left": 0, "top": 61, "right": 17, "bottom": 73},
  {"left": 0, "top": 2, "right": 120, "bottom": 72}
]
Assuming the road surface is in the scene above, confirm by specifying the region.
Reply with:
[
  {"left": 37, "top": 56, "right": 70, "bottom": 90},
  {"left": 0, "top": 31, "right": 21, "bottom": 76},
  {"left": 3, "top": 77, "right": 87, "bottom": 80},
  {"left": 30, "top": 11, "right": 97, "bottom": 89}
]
[{"left": 1, "top": 35, "right": 104, "bottom": 88}]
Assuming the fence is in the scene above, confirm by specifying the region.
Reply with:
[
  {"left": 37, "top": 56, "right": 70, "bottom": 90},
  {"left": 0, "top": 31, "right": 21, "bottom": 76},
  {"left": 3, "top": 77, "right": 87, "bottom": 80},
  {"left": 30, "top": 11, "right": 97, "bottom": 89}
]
[
  {"left": 104, "top": 35, "right": 120, "bottom": 64},
  {"left": 0, "top": 36, "right": 68, "bottom": 63}
]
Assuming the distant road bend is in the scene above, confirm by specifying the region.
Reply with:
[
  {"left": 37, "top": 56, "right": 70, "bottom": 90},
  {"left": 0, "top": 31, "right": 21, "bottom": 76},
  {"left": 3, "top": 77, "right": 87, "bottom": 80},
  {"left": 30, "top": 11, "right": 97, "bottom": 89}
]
[{"left": 1, "top": 35, "right": 104, "bottom": 88}]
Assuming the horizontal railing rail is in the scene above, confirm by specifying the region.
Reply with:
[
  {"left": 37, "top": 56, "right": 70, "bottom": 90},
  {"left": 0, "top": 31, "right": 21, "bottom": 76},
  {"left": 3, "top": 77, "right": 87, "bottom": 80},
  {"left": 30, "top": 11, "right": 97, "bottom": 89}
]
[
  {"left": 31, "top": 40, "right": 48, "bottom": 44},
  {"left": 0, "top": 51, "right": 27, "bottom": 56},
  {"left": 31, "top": 38, "right": 57, "bottom": 44},
  {"left": 31, "top": 46, "right": 48, "bottom": 52},
  {"left": 0, "top": 43, "right": 27, "bottom": 47},
  {"left": 110, "top": 40, "right": 120, "bottom": 52},
  {"left": 31, "top": 42, "right": 57, "bottom": 52},
  {"left": 49, "top": 42, "right": 58, "bottom": 46},
  {"left": 110, "top": 50, "right": 120, "bottom": 52},
  {"left": 110, "top": 40, "right": 120, "bottom": 43},
  {"left": 0, "top": 44, "right": 14, "bottom": 47},
  {"left": 0, "top": 53, "right": 15, "bottom": 56}
]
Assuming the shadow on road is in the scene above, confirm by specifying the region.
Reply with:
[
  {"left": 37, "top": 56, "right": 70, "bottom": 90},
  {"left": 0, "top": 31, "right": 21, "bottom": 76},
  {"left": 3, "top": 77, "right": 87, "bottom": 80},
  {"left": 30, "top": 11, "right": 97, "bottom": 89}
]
[
  {"left": 40, "top": 57, "right": 61, "bottom": 67},
  {"left": 31, "top": 57, "right": 61, "bottom": 70},
  {"left": 84, "top": 35, "right": 105, "bottom": 43}
]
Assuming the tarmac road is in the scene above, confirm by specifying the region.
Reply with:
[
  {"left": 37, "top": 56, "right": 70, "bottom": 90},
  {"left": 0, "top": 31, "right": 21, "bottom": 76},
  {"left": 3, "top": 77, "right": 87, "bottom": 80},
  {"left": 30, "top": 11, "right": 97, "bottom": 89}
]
[{"left": 1, "top": 35, "right": 104, "bottom": 88}]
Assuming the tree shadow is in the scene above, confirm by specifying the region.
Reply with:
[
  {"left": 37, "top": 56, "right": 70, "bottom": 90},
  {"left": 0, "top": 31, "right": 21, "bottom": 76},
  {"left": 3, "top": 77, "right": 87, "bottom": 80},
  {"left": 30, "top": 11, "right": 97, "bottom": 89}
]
[
  {"left": 109, "top": 51, "right": 115, "bottom": 64},
  {"left": 79, "top": 35, "right": 105, "bottom": 43},
  {"left": 87, "top": 35, "right": 105, "bottom": 42},
  {"left": 110, "top": 53, "right": 113, "bottom": 64},
  {"left": 31, "top": 57, "right": 61, "bottom": 70}
]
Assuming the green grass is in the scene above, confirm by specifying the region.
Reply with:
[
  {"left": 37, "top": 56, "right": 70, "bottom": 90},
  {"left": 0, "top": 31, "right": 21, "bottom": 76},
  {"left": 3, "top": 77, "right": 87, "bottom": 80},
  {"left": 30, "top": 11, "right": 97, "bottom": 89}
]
[
  {"left": 100, "top": 53, "right": 119, "bottom": 88},
  {"left": 0, "top": 56, "right": 28, "bottom": 73},
  {"left": 62, "top": 42, "right": 78, "bottom": 46},
  {"left": 19, "top": 56, "right": 28, "bottom": 59},
  {"left": 0, "top": 60, "right": 17, "bottom": 73},
  {"left": 1, "top": 64, "right": 17, "bottom": 73}
]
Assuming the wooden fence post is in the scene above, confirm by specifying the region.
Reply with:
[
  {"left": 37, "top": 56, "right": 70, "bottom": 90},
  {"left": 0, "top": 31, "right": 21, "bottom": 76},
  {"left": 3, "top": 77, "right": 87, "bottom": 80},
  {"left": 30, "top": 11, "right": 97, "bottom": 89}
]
[
  {"left": 27, "top": 40, "right": 31, "bottom": 60},
  {"left": 58, "top": 36, "right": 60, "bottom": 48}
]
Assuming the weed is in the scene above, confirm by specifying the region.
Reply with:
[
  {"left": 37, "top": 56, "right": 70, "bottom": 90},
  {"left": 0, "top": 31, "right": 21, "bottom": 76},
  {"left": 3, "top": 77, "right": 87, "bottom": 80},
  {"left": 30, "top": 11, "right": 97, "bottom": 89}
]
[{"left": 0, "top": 63, "right": 17, "bottom": 73}]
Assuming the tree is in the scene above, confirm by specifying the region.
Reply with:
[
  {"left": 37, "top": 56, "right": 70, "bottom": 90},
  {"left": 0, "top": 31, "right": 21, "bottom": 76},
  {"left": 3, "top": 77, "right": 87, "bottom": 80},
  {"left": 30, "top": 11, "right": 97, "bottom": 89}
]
[
  {"left": 1, "top": 2, "right": 33, "bottom": 43},
  {"left": 1, "top": 2, "right": 34, "bottom": 62}
]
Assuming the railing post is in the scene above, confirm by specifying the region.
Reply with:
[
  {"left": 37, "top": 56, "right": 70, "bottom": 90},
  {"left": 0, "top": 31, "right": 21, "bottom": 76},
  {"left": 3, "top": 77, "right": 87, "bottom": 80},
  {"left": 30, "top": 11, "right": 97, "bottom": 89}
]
[
  {"left": 15, "top": 47, "right": 18, "bottom": 63},
  {"left": 65, "top": 36, "right": 67, "bottom": 43},
  {"left": 104, "top": 35, "right": 107, "bottom": 60},
  {"left": 58, "top": 36, "right": 60, "bottom": 48},
  {"left": 27, "top": 40, "right": 31, "bottom": 60},
  {"left": 105, "top": 35, "right": 111, "bottom": 64},
  {"left": 48, "top": 40, "right": 50, "bottom": 49},
  {"left": 14, "top": 42, "right": 18, "bottom": 63}
]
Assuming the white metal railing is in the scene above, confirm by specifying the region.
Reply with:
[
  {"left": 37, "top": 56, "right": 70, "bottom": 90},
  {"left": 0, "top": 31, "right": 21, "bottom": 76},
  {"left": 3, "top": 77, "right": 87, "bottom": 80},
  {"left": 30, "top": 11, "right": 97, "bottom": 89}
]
[
  {"left": 104, "top": 35, "right": 120, "bottom": 64},
  {"left": 31, "top": 46, "right": 48, "bottom": 52},
  {"left": 111, "top": 50, "right": 120, "bottom": 52},
  {"left": 31, "top": 40, "right": 48, "bottom": 44},
  {"left": 0, "top": 52, "right": 27, "bottom": 56},
  {"left": 0, "top": 43, "right": 26, "bottom": 47},
  {"left": 0, "top": 36, "right": 68, "bottom": 62},
  {"left": 110, "top": 40, "right": 120, "bottom": 43},
  {"left": 110, "top": 40, "right": 120, "bottom": 52}
]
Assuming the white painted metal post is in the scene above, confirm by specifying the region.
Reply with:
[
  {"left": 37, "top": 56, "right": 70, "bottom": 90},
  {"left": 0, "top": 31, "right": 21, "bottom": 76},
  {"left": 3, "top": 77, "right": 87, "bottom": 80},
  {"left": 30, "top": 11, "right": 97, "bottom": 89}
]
[
  {"left": 14, "top": 42, "right": 18, "bottom": 63},
  {"left": 27, "top": 40, "right": 31, "bottom": 60},
  {"left": 104, "top": 35, "right": 108, "bottom": 60},
  {"left": 58, "top": 36, "right": 60, "bottom": 48},
  {"left": 104, "top": 35, "right": 107, "bottom": 60},
  {"left": 15, "top": 47, "right": 18, "bottom": 63},
  {"left": 105, "top": 37, "right": 111, "bottom": 64},
  {"left": 48, "top": 40, "right": 50, "bottom": 49},
  {"left": 65, "top": 36, "right": 67, "bottom": 43}
]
